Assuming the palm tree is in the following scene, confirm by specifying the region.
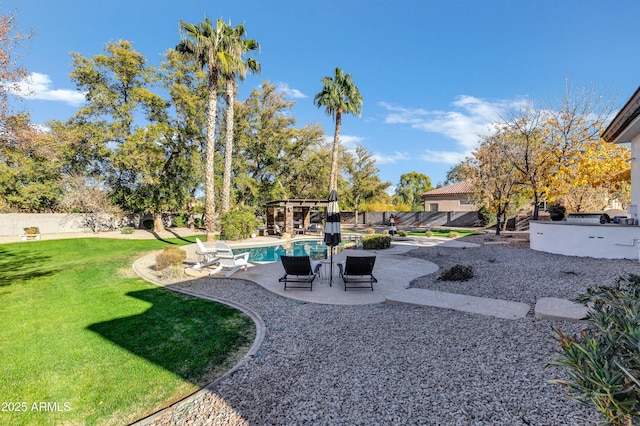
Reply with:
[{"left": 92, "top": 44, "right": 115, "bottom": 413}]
[
  {"left": 177, "top": 16, "right": 239, "bottom": 240},
  {"left": 314, "top": 67, "right": 362, "bottom": 192},
  {"left": 220, "top": 22, "right": 260, "bottom": 215}
]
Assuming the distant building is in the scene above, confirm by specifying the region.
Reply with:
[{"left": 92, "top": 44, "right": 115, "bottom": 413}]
[{"left": 421, "top": 181, "right": 477, "bottom": 213}]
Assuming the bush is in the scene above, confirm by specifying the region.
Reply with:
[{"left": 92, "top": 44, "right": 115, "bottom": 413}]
[
  {"left": 448, "top": 231, "right": 460, "bottom": 238},
  {"left": 194, "top": 217, "right": 204, "bottom": 228},
  {"left": 23, "top": 227, "right": 39, "bottom": 235},
  {"left": 365, "top": 227, "right": 376, "bottom": 234},
  {"left": 424, "top": 230, "right": 434, "bottom": 237},
  {"left": 155, "top": 246, "right": 187, "bottom": 271},
  {"left": 362, "top": 234, "right": 391, "bottom": 250},
  {"left": 397, "top": 230, "right": 408, "bottom": 237},
  {"left": 173, "top": 215, "right": 187, "bottom": 228},
  {"left": 549, "top": 274, "right": 640, "bottom": 425},
  {"left": 439, "top": 264, "right": 474, "bottom": 281},
  {"left": 121, "top": 226, "right": 134, "bottom": 234},
  {"left": 477, "top": 206, "right": 494, "bottom": 227},
  {"left": 220, "top": 206, "right": 261, "bottom": 240}
]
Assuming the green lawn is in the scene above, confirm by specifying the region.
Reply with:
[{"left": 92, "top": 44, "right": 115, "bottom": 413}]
[{"left": 0, "top": 237, "right": 255, "bottom": 426}]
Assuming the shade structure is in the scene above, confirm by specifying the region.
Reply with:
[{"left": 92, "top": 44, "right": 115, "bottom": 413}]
[{"left": 323, "top": 189, "right": 341, "bottom": 286}]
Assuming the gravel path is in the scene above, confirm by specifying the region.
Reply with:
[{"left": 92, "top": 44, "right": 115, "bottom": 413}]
[{"left": 139, "top": 240, "right": 640, "bottom": 426}]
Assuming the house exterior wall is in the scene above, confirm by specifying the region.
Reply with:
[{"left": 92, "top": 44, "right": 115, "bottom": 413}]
[
  {"left": 422, "top": 195, "right": 477, "bottom": 212},
  {"left": 632, "top": 135, "right": 640, "bottom": 218}
]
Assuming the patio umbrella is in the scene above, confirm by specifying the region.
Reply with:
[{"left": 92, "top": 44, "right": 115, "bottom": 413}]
[{"left": 323, "top": 189, "right": 341, "bottom": 286}]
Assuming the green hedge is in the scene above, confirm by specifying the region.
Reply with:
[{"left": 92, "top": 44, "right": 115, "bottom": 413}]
[{"left": 362, "top": 234, "right": 391, "bottom": 250}]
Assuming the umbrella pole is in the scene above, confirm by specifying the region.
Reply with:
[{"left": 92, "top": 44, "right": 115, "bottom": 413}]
[{"left": 329, "top": 246, "right": 333, "bottom": 287}]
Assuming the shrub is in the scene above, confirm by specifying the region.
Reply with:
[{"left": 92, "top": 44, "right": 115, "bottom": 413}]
[
  {"left": 121, "top": 226, "right": 134, "bottom": 234},
  {"left": 362, "top": 234, "right": 391, "bottom": 250},
  {"left": 194, "top": 217, "right": 204, "bottom": 228},
  {"left": 439, "top": 264, "right": 474, "bottom": 281},
  {"left": 173, "top": 215, "right": 187, "bottom": 228},
  {"left": 397, "top": 230, "right": 408, "bottom": 237},
  {"left": 365, "top": 227, "right": 376, "bottom": 234},
  {"left": 424, "top": 230, "right": 434, "bottom": 237},
  {"left": 155, "top": 246, "right": 187, "bottom": 271},
  {"left": 220, "top": 206, "right": 261, "bottom": 240},
  {"left": 477, "top": 206, "right": 494, "bottom": 227},
  {"left": 142, "top": 219, "right": 154, "bottom": 230},
  {"left": 23, "top": 227, "right": 39, "bottom": 235},
  {"left": 448, "top": 231, "right": 460, "bottom": 238},
  {"left": 549, "top": 273, "right": 640, "bottom": 425}
]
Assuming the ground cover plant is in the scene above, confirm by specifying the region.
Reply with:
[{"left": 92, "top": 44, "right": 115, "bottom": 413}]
[
  {"left": 0, "top": 237, "right": 255, "bottom": 425},
  {"left": 549, "top": 274, "right": 640, "bottom": 425}
]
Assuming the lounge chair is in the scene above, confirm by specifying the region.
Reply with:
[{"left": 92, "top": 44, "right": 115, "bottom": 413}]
[
  {"left": 279, "top": 255, "right": 322, "bottom": 291},
  {"left": 208, "top": 242, "right": 250, "bottom": 277},
  {"left": 338, "top": 256, "right": 377, "bottom": 291},
  {"left": 193, "top": 238, "right": 219, "bottom": 270}
]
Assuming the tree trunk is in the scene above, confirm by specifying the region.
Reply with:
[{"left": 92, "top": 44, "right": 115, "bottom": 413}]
[
  {"left": 329, "top": 110, "right": 342, "bottom": 192},
  {"left": 205, "top": 63, "right": 218, "bottom": 241},
  {"left": 153, "top": 212, "right": 165, "bottom": 233},
  {"left": 221, "top": 80, "right": 235, "bottom": 215}
]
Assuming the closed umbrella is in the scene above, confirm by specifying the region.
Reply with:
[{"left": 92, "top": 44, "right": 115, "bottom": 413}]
[{"left": 323, "top": 189, "right": 341, "bottom": 286}]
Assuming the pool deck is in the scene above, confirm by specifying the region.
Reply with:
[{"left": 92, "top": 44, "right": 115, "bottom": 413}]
[{"left": 180, "top": 235, "right": 538, "bottom": 320}]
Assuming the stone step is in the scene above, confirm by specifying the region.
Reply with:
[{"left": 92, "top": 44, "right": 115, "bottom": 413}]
[
  {"left": 534, "top": 297, "right": 588, "bottom": 321},
  {"left": 386, "top": 288, "right": 531, "bottom": 320}
]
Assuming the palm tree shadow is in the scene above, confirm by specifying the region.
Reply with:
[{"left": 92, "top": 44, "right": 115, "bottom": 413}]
[
  {"left": 87, "top": 288, "right": 252, "bottom": 386},
  {"left": 0, "top": 247, "right": 58, "bottom": 287},
  {"left": 148, "top": 230, "right": 199, "bottom": 245}
]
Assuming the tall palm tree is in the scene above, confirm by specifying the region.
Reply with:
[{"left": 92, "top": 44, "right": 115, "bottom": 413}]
[
  {"left": 220, "top": 22, "right": 260, "bottom": 215},
  {"left": 314, "top": 67, "right": 362, "bottom": 192},
  {"left": 177, "top": 16, "right": 240, "bottom": 240}
]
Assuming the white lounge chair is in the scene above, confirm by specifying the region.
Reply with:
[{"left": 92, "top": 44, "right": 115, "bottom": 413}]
[
  {"left": 193, "top": 238, "right": 219, "bottom": 270},
  {"left": 209, "top": 242, "right": 250, "bottom": 277}
]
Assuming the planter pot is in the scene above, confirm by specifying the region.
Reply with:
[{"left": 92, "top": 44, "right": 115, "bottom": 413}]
[{"left": 550, "top": 213, "right": 565, "bottom": 221}]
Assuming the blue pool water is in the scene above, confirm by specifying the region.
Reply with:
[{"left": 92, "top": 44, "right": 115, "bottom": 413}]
[{"left": 234, "top": 240, "right": 342, "bottom": 263}]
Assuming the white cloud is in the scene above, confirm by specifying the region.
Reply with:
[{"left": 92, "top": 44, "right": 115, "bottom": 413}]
[
  {"left": 9, "top": 72, "right": 85, "bottom": 106},
  {"left": 420, "top": 149, "right": 469, "bottom": 165},
  {"left": 380, "top": 95, "right": 528, "bottom": 164},
  {"left": 322, "top": 134, "right": 363, "bottom": 151},
  {"left": 372, "top": 151, "right": 410, "bottom": 165},
  {"left": 276, "top": 82, "right": 307, "bottom": 99}
]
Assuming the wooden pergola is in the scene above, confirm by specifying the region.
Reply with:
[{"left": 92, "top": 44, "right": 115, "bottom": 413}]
[{"left": 265, "top": 199, "right": 329, "bottom": 235}]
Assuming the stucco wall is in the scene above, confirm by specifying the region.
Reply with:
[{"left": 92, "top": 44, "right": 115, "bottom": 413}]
[{"left": 530, "top": 221, "right": 640, "bottom": 259}]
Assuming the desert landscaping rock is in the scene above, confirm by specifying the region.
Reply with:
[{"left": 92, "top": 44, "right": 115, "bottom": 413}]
[{"left": 135, "top": 234, "right": 640, "bottom": 425}]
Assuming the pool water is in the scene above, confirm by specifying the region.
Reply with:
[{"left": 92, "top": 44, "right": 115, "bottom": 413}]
[{"left": 234, "top": 240, "right": 342, "bottom": 263}]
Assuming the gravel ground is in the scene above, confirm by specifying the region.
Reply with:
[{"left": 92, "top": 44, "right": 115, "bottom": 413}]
[{"left": 140, "top": 238, "right": 640, "bottom": 426}]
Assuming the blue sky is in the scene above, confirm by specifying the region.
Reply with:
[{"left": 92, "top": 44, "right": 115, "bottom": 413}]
[{"left": 4, "top": 0, "right": 640, "bottom": 188}]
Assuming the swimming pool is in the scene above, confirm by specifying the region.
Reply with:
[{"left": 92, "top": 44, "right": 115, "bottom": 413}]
[{"left": 234, "top": 240, "right": 343, "bottom": 263}]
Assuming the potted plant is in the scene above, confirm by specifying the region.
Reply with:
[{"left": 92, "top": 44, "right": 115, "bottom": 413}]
[
  {"left": 22, "top": 227, "right": 41, "bottom": 240},
  {"left": 547, "top": 205, "right": 566, "bottom": 221}
]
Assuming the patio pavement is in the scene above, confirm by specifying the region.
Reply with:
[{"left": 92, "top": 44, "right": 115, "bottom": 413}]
[{"left": 185, "top": 236, "right": 537, "bottom": 320}]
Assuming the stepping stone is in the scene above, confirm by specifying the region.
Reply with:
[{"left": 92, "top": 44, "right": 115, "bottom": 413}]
[
  {"left": 386, "top": 288, "right": 530, "bottom": 320},
  {"left": 534, "top": 297, "right": 588, "bottom": 321}
]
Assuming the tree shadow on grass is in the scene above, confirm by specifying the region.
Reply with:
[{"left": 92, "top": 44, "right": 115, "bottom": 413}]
[
  {"left": 87, "top": 288, "right": 254, "bottom": 386},
  {"left": 0, "top": 247, "right": 58, "bottom": 287}
]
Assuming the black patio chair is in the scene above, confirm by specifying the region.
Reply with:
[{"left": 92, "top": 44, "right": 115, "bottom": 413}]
[
  {"left": 279, "top": 255, "right": 321, "bottom": 291},
  {"left": 338, "top": 256, "right": 377, "bottom": 291}
]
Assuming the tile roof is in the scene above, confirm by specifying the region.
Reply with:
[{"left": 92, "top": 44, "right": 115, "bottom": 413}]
[{"left": 422, "top": 180, "right": 474, "bottom": 197}]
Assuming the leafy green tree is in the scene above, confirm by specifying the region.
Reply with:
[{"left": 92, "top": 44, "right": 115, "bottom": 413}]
[
  {"left": 443, "top": 163, "right": 465, "bottom": 186},
  {"left": 0, "top": 113, "right": 62, "bottom": 212},
  {"left": 220, "top": 22, "right": 260, "bottom": 215},
  {"left": 343, "top": 145, "right": 391, "bottom": 225},
  {"left": 69, "top": 40, "right": 206, "bottom": 231},
  {"left": 0, "top": 10, "right": 31, "bottom": 121},
  {"left": 233, "top": 81, "right": 327, "bottom": 207},
  {"left": 314, "top": 67, "right": 362, "bottom": 192},
  {"left": 178, "top": 16, "right": 238, "bottom": 239},
  {"left": 394, "top": 171, "right": 432, "bottom": 211}
]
